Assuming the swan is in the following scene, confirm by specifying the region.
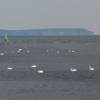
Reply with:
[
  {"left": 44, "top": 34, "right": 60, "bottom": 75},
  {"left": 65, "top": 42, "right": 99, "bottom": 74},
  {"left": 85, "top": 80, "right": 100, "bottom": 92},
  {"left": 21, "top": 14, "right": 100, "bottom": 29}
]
[
  {"left": 0, "top": 52, "right": 4, "bottom": 56},
  {"left": 17, "top": 48, "right": 23, "bottom": 53},
  {"left": 70, "top": 68, "right": 77, "bottom": 72},
  {"left": 89, "top": 65, "right": 95, "bottom": 71},
  {"left": 37, "top": 70, "right": 44, "bottom": 74},
  {"left": 7, "top": 67, "right": 13, "bottom": 70},
  {"left": 31, "top": 65, "right": 37, "bottom": 68}
]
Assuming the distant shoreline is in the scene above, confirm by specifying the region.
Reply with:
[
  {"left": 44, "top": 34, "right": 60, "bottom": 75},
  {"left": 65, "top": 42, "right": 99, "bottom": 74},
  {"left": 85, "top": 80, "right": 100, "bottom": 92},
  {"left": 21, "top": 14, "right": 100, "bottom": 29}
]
[{"left": 0, "top": 28, "right": 96, "bottom": 36}]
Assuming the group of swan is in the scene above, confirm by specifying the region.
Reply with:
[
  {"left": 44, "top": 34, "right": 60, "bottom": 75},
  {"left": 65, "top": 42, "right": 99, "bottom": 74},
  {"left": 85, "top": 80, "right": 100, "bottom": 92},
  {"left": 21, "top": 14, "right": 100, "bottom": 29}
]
[
  {"left": 0, "top": 48, "right": 78, "bottom": 56},
  {"left": 70, "top": 65, "right": 95, "bottom": 72},
  {"left": 7, "top": 64, "right": 44, "bottom": 74},
  {"left": 0, "top": 48, "right": 29, "bottom": 56},
  {"left": 31, "top": 64, "right": 44, "bottom": 74},
  {"left": 7, "top": 64, "right": 95, "bottom": 75}
]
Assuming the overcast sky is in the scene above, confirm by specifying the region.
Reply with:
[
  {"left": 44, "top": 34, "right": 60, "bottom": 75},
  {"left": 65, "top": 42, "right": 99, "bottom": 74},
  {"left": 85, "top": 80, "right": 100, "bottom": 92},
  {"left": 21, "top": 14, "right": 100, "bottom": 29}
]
[{"left": 0, "top": 0, "right": 99, "bottom": 34}]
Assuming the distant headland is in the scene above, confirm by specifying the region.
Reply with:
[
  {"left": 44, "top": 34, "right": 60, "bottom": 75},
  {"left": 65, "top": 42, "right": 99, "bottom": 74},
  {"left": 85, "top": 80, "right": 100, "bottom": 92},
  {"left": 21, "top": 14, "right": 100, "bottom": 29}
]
[{"left": 0, "top": 28, "right": 96, "bottom": 36}]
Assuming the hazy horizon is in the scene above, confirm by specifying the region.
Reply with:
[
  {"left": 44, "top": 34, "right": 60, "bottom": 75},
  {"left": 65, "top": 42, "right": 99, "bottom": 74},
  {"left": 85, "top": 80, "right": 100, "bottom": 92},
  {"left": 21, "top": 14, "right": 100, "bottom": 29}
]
[
  {"left": 0, "top": 28, "right": 96, "bottom": 36},
  {"left": 0, "top": 0, "right": 100, "bottom": 34}
]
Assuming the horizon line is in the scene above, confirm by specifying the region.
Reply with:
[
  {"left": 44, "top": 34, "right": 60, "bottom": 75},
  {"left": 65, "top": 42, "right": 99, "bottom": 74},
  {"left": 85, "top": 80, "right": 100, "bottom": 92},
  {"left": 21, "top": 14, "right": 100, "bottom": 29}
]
[{"left": 0, "top": 27, "right": 91, "bottom": 31}]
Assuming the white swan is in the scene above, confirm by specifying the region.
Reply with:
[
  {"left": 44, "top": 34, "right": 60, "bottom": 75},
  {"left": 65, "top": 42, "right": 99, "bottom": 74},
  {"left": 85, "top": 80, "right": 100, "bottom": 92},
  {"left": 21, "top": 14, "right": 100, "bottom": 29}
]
[
  {"left": 71, "top": 50, "right": 76, "bottom": 53},
  {"left": 0, "top": 52, "right": 5, "bottom": 56},
  {"left": 31, "top": 65, "right": 37, "bottom": 68},
  {"left": 7, "top": 67, "right": 13, "bottom": 70},
  {"left": 17, "top": 48, "right": 23, "bottom": 53},
  {"left": 37, "top": 70, "right": 44, "bottom": 74},
  {"left": 89, "top": 65, "right": 95, "bottom": 71},
  {"left": 70, "top": 68, "right": 78, "bottom": 72}
]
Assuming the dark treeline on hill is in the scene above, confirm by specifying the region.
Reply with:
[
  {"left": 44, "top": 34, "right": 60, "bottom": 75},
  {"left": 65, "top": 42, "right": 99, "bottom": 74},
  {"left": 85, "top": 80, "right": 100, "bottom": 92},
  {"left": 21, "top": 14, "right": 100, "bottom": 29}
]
[{"left": 0, "top": 28, "right": 95, "bottom": 36}]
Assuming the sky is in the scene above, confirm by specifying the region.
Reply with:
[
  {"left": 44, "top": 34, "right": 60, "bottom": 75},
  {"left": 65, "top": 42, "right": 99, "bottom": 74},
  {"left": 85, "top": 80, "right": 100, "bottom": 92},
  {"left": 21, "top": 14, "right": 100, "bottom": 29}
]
[{"left": 0, "top": 0, "right": 100, "bottom": 34}]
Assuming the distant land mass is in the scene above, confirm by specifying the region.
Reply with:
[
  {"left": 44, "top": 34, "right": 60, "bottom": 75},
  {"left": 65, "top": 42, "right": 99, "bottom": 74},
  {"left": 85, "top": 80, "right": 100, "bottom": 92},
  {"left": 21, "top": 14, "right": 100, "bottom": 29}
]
[{"left": 0, "top": 28, "right": 95, "bottom": 36}]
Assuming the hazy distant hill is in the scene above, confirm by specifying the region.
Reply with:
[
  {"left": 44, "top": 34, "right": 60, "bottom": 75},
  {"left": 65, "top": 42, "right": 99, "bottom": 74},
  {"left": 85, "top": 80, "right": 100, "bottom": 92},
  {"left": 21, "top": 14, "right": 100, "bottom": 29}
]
[{"left": 0, "top": 28, "right": 95, "bottom": 36}]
